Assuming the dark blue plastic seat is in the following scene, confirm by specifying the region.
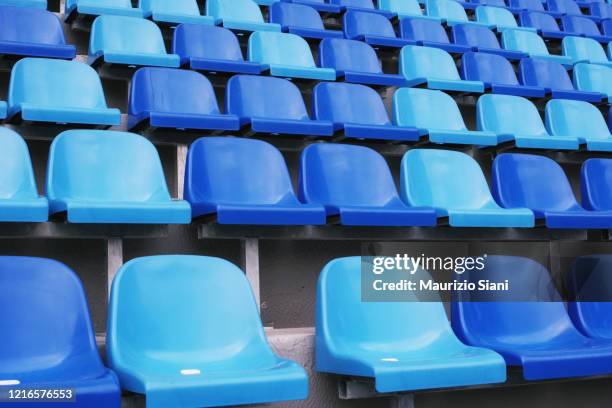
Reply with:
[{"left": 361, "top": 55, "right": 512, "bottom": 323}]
[
  {"left": 331, "top": 0, "right": 393, "bottom": 15},
  {"left": 519, "top": 10, "right": 568, "bottom": 39},
  {"left": 226, "top": 75, "right": 334, "bottom": 137},
  {"left": 269, "top": 2, "right": 342, "bottom": 39},
  {"left": 452, "top": 24, "right": 527, "bottom": 59},
  {"left": 562, "top": 15, "right": 610, "bottom": 42},
  {"left": 343, "top": 10, "right": 411, "bottom": 48},
  {"left": 128, "top": 67, "right": 240, "bottom": 132},
  {"left": 0, "top": 6, "right": 76, "bottom": 59},
  {"left": 492, "top": 153, "right": 612, "bottom": 228},
  {"left": 581, "top": 158, "right": 612, "bottom": 211},
  {"left": 0, "top": 256, "right": 121, "bottom": 407},
  {"left": 589, "top": 2, "right": 612, "bottom": 19},
  {"left": 519, "top": 58, "right": 605, "bottom": 101},
  {"left": 279, "top": 0, "right": 343, "bottom": 13},
  {"left": 511, "top": 0, "right": 546, "bottom": 12},
  {"left": 547, "top": 0, "right": 590, "bottom": 17},
  {"left": 461, "top": 52, "right": 546, "bottom": 97},
  {"left": 184, "top": 137, "right": 325, "bottom": 225},
  {"left": 399, "top": 17, "right": 471, "bottom": 53},
  {"left": 318, "top": 38, "right": 406, "bottom": 86},
  {"left": 173, "top": 24, "right": 264, "bottom": 74},
  {"left": 299, "top": 144, "right": 437, "bottom": 226},
  {"left": 453, "top": 255, "right": 612, "bottom": 380}
]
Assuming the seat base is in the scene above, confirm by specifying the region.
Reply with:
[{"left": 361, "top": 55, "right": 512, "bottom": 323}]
[
  {"left": 249, "top": 117, "right": 334, "bottom": 136},
  {"left": 447, "top": 208, "right": 535, "bottom": 227},
  {"left": 12, "top": 104, "right": 121, "bottom": 126},
  {"left": 513, "top": 134, "right": 580, "bottom": 150},
  {"left": 195, "top": 203, "right": 327, "bottom": 225},
  {"left": 544, "top": 210, "right": 612, "bottom": 229},
  {"left": 335, "top": 205, "right": 437, "bottom": 226},
  {"left": 129, "top": 111, "right": 240, "bottom": 132},
  {"left": 187, "top": 58, "right": 265, "bottom": 75},
  {"left": 342, "top": 123, "right": 421, "bottom": 141},
  {"left": 267, "top": 64, "right": 337, "bottom": 81},
  {"left": 0, "top": 41, "right": 76, "bottom": 60},
  {"left": 0, "top": 198, "right": 48, "bottom": 222},
  {"left": 50, "top": 200, "right": 191, "bottom": 224}
]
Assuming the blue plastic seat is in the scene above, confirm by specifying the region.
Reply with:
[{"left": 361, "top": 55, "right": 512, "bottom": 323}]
[
  {"left": 0, "top": 257, "right": 121, "bottom": 407},
  {"left": 476, "top": 5, "right": 528, "bottom": 30},
  {"left": 7, "top": 58, "right": 121, "bottom": 126},
  {"left": 426, "top": 0, "right": 476, "bottom": 25},
  {"left": 453, "top": 255, "right": 612, "bottom": 380},
  {"left": 400, "top": 45, "right": 485, "bottom": 92},
  {"left": 318, "top": 38, "right": 407, "bottom": 86},
  {"left": 299, "top": 145, "right": 437, "bottom": 226},
  {"left": 173, "top": 24, "right": 264, "bottom": 74},
  {"left": 248, "top": 31, "right": 336, "bottom": 80},
  {"left": 226, "top": 75, "right": 334, "bottom": 136},
  {"left": 547, "top": 0, "right": 589, "bottom": 16},
  {"left": 562, "top": 15, "right": 610, "bottom": 41},
  {"left": 461, "top": 52, "right": 546, "bottom": 97},
  {"left": 330, "top": 0, "right": 395, "bottom": 16},
  {"left": 399, "top": 18, "right": 471, "bottom": 53},
  {"left": 519, "top": 57, "right": 605, "bottom": 101},
  {"left": 0, "top": 128, "right": 48, "bottom": 222},
  {"left": 605, "top": 20, "right": 612, "bottom": 37},
  {"left": 278, "top": 0, "right": 343, "bottom": 13},
  {"left": 65, "top": 0, "right": 144, "bottom": 23},
  {"left": 452, "top": 24, "right": 528, "bottom": 59},
  {"left": 128, "top": 67, "right": 239, "bottom": 132},
  {"left": 581, "top": 158, "right": 612, "bottom": 211},
  {"left": 519, "top": 10, "right": 568, "bottom": 39},
  {"left": 502, "top": 28, "right": 573, "bottom": 64},
  {"left": 269, "top": 2, "right": 343, "bottom": 39},
  {"left": 0, "top": 0, "right": 46, "bottom": 8},
  {"left": 477, "top": 94, "right": 580, "bottom": 149},
  {"left": 46, "top": 130, "right": 191, "bottom": 224},
  {"left": 107, "top": 255, "right": 309, "bottom": 407},
  {"left": 88, "top": 15, "right": 180, "bottom": 68},
  {"left": 316, "top": 256, "right": 506, "bottom": 391},
  {"left": 573, "top": 62, "right": 612, "bottom": 98},
  {"left": 545, "top": 99, "right": 612, "bottom": 151},
  {"left": 511, "top": 0, "right": 546, "bottom": 11},
  {"left": 492, "top": 153, "right": 612, "bottom": 228},
  {"left": 343, "top": 10, "right": 411, "bottom": 48},
  {"left": 206, "top": 0, "right": 281, "bottom": 32},
  {"left": 589, "top": 2, "right": 612, "bottom": 18},
  {"left": 562, "top": 35, "right": 612, "bottom": 66},
  {"left": 0, "top": 6, "right": 76, "bottom": 59},
  {"left": 313, "top": 82, "right": 420, "bottom": 141},
  {"left": 379, "top": 0, "right": 430, "bottom": 18},
  {"left": 393, "top": 88, "right": 504, "bottom": 145},
  {"left": 139, "top": 0, "right": 215, "bottom": 25},
  {"left": 401, "top": 149, "right": 534, "bottom": 227}
]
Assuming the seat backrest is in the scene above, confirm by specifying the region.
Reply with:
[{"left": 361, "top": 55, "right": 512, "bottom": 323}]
[
  {"left": 492, "top": 153, "right": 580, "bottom": 211},
  {"left": 313, "top": 82, "right": 391, "bottom": 126},
  {"left": 129, "top": 67, "right": 221, "bottom": 116},
  {"left": 573, "top": 62, "right": 612, "bottom": 95},
  {"left": 519, "top": 10, "right": 560, "bottom": 32},
  {"left": 547, "top": 0, "right": 582, "bottom": 15},
  {"left": 401, "top": 149, "right": 499, "bottom": 210},
  {"left": 511, "top": 0, "right": 544, "bottom": 11},
  {"left": 300, "top": 144, "right": 401, "bottom": 208},
  {"left": 318, "top": 38, "right": 383, "bottom": 74},
  {"left": 477, "top": 94, "right": 548, "bottom": 136},
  {"left": 546, "top": 99, "right": 610, "bottom": 140},
  {"left": 562, "top": 36, "right": 608, "bottom": 64},
  {"left": 581, "top": 158, "right": 612, "bottom": 211},
  {"left": 173, "top": 24, "right": 244, "bottom": 63},
  {"left": 393, "top": 88, "right": 467, "bottom": 131},
  {"left": 108, "top": 255, "right": 277, "bottom": 367},
  {"left": 399, "top": 17, "right": 450, "bottom": 44},
  {"left": 562, "top": 15, "right": 602, "bottom": 36},
  {"left": 0, "top": 257, "right": 104, "bottom": 378},
  {"left": 331, "top": 0, "right": 375, "bottom": 7},
  {"left": 269, "top": 2, "right": 324, "bottom": 30},
  {"left": 518, "top": 57, "right": 575, "bottom": 90},
  {"left": 604, "top": 19, "right": 612, "bottom": 37},
  {"left": 590, "top": 2, "right": 611, "bottom": 18},
  {"left": 206, "top": 0, "right": 265, "bottom": 23},
  {"left": 140, "top": 0, "right": 200, "bottom": 16},
  {"left": 46, "top": 130, "right": 172, "bottom": 202},
  {"left": 9, "top": 58, "right": 109, "bottom": 110},
  {"left": 248, "top": 31, "right": 317, "bottom": 68},
  {"left": 400, "top": 45, "right": 461, "bottom": 81},
  {"left": 343, "top": 10, "right": 397, "bottom": 39},
  {"left": 502, "top": 28, "right": 550, "bottom": 55},
  {"left": 0, "top": 6, "right": 66, "bottom": 45},
  {"left": 461, "top": 51, "right": 519, "bottom": 85},
  {"left": 452, "top": 24, "right": 501, "bottom": 49},
  {"left": 379, "top": 0, "right": 424, "bottom": 16},
  {"left": 0, "top": 128, "right": 39, "bottom": 201},
  {"left": 184, "top": 137, "right": 298, "bottom": 206},
  {"left": 476, "top": 5, "right": 518, "bottom": 27},
  {"left": 90, "top": 15, "right": 168, "bottom": 56},
  {"left": 226, "top": 75, "right": 311, "bottom": 121},
  {"left": 426, "top": 0, "right": 469, "bottom": 22}
]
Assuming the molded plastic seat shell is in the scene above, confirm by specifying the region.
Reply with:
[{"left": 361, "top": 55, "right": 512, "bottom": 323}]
[
  {"left": 343, "top": 10, "right": 411, "bottom": 48},
  {"left": 379, "top": 0, "right": 429, "bottom": 18},
  {"left": 206, "top": 0, "right": 281, "bottom": 32},
  {"left": 519, "top": 10, "right": 568, "bottom": 39},
  {"left": 561, "top": 15, "right": 609, "bottom": 42},
  {"left": 279, "top": 0, "right": 343, "bottom": 13},
  {"left": 572, "top": 62, "right": 612, "bottom": 98},
  {"left": 139, "top": 0, "right": 215, "bottom": 25},
  {"left": 426, "top": 0, "right": 475, "bottom": 25},
  {"left": 269, "top": 2, "right": 343, "bottom": 39},
  {"left": 400, "top": 18, "right": 471, "bottom": 54},
  {"left": 547, "top": 0, "right": 590, "bottom": 17},
  {"left": 502, "top": 28, "right": 573, "bottom": 65},
  {"left": 476, "top": 5, "right": 527, "bottom": 30},
  {"left": 452, "top": 24, "right": 527, "bottom": 59},
  {"left": 589, "top": 2, "right": 612, "bottom": 19},
  {"left": 46, "top": 130, "right": 191, "bottom": 224},
  {"left": 562, "top": 35, "right": 612, "bottom": 66},
  {"left": 0, "top": 0, "right": 46, "bottom": 8},
  {"left": 581, "top": 158, "right": 612, "bottom": 211},
  {"left": 65, "top": 0, "right": 145, "bottom": 22}
]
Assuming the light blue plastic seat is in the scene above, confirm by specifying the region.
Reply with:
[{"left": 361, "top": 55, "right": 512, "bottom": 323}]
[
  {"left": 451, "top": 24, "right": 528, "bottom": 59},
  {"left": 562, "top": 35, "right": 612, "bottom": 66},
  {"left": 545, "top": 99, "right": 612, "bottom": 151},
  {"left": 299, "top": 144, "right": 437, "bottom": 226},
  {"left": 107, "top": 255, "right": 309, "bottom": 407},
  {"left": 139, "top": 0, "right": 215, "bottom": 25},
  {"left": 0, "top": 0, "right": 46, "bottom": 8},
  {"left": 573, "top": 62, "right": 612, "bottom": 98},
  {"left": 0, "top": 257, "right": 121, "bottom": 407},
  {"left": 561, "top": 15, "right": 610, "bottom": 42},
  {"left": 248, "top": 31, "right": 336, "bottom": 80},
  {"left": 453, "top": 255, "right": 612, "bottom": 380},
  {"left": 316, "top": 256, "right": 507, "bottom": 391},
  {"left": 426, "top": 0, "right": 477, "bottom": 25},
  {"left": 400, "top": 45, "right": 485, "bottom": 92},
  {"left": 184, "top": 137, "right": 325, "bottom": 225},
  {"left": 206, "top": 0, "right": 281, "bottom": 32},
  {"left": 393, "top": 88, "right": 504, "bottom": 145},
  {"left": 343, "top": 10, "right": 412, "bottom": 48},
  {"left": 7, "top": 58, "right": 121, "bottom": 126},
  {"left": 492, "top": 153, "right": 612, "bottom": 228},
  {"left": 502, "top": 28, "right": 573, "bottom": 65},
  {"left": 476, "top": 5, "right": 530, "bottom": 30},
  {"left": 400, "top": 149, "right": 534, "bottom": 227},
  {"left": 379, "top": 0, "right": 430, "bottom": 18},
  {"left": 226, "top": 75, "right": 334, "bottom": 136},
  {"left": 0, "top": 128, "right": 47, "bottom": 222},
  {"left": 46, "top": 130, "right": 191, "bottom": 224},
  {"left": 128, "top": 67, "right": 240, "bottom": 131},
  {"left": 65, "top": 0, "right": 144, "bottom": 23},
  {"left": 477, "top": 94, "right": 580, "bottom": 149},
  {"left": 581, "top": 158, "right": 612, "bottom": 211},
  {"left": 88, "top": 15, "right": 180, "bottom": 68},
  {"left": 269, "top": 2, "right": 343, "bottom": 39}
]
